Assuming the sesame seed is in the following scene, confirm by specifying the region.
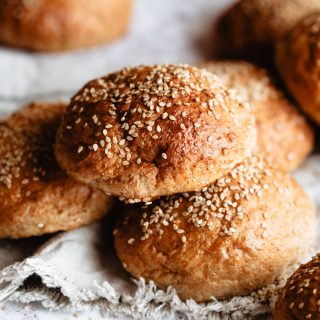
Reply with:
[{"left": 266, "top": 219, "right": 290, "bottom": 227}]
[
  {"left": 229, "top": 227, "right": 236, "bottom": 233},
  {"left": 92, "top": 144, "right": 99, "bottom": 151},
  {"left": 128, "top": 238, "right": 135, "bottom": 245},
  {"left": 77, "top": 146, "right": 84, "bottom": 153},
  {"left": 162, "top": 153, "right": 167, "bottom": 160},
  {"left": 131, "top": 156, "right": 270, "bottom": 243}
]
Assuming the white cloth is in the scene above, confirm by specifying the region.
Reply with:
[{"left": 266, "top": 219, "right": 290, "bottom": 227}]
[{"left": 0, "top": 0, "right": 319, "bottom": 319}]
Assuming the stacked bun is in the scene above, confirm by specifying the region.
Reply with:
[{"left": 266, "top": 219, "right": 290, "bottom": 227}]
[
  {"left": 54, "top": 64, "right": 317, "bottom": 303},
  {"left": 55, "top": 64, "right": 256, "bottom": 202},
  {"left": 114, "top": 156, "right": 315, "bottom": 301}
]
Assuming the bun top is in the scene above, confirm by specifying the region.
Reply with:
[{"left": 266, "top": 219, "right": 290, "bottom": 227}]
[{"left": 56, "top": 64, "right": 255, "bottom": 201}]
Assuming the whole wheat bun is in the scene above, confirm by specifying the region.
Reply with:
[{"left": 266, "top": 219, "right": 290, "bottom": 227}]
[
  {"left": 0, "top": 0, "right": 132, "bottom": 52},
  {"left": 200, "top": 61, "right": 314, "bottom": 171},
  {"left": 216, "top": 0, "right": 320, "bottom": 62},
  {"left": 55, "top": 64, "right": 256, "bottom": 202},
  {"left": 0, "top": 102, "right": 112, "bottom": 239},
  {"left": 276, "top": 12, "right": 320, "bottom": 125},
  {"left": 273, "top": 253, "right": 320, "bottom": 320},
  {"left": 114, "top": 156, "right": 316, "bottom": 302}
]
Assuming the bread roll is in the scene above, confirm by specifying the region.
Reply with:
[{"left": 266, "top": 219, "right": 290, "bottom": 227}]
[
  {"left": 114, "top": 156, "right": 316, "bottom": 302},
  {"left": 273, "top": 253, "right": 320, "bottom": 320},
  {"left": 55, "top": 64, "right": 256, "bottom": 202},
  {"left": 0, "top": 102, "right": 112, "bottom": 238},
  {"left": 0, "top": 0, "right": 132, "bottom": 51},
  {"left": 201, "top": 61, "right": 314, "bottom": 171},
  {"left": 276, "top": 12, "right": 320, "bottom": 124},
  {"left": 216, "top": 0, "right": 320, "bottom": 62}
]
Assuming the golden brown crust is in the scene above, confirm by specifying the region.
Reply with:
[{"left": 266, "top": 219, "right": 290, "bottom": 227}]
[
  {"left": 200, "top": 61, "right": 314, "bottom": 171},
  {"left": 55, "top": 64, "right": 256, "bottom": 202},
  {"left": 0, "top": 0, "right": 132, "bottom": 52},
  {"left": 273, "top": 254, "right": 320, "bottom": 320},
  {"left": 276, "top": 12, "right": 320, "bottom": 125},
  {"left": 114, "top": 156, "right": 316, "bottom": 302},
  {"left": 0, "top": 101, "right": 112, "bottom": 239},
  {"left": 216, "top": 0, "right": 320, "bottom": 61}
]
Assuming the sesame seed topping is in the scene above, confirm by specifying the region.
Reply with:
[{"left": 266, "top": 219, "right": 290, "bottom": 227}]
[
  {"left": 0, "top": 104, "right": 63, "bottom": 194},
  {"left": 128, "top": 238, "right": 135, "bottom": 245},
  {"left": 279, "top": 251, "right": 320, "bottom": 316},
  {"left": 128, "top": 156, "right": 272, "bottom": 243},
  {"left": 67, "top": 64, "right": 241, "bottom": 171},
  {"left": 77, "top": 146, "right": 84, "bottom": 153},
  {"left": 161, "top": 153, "right": 167, "bottom": 160}
]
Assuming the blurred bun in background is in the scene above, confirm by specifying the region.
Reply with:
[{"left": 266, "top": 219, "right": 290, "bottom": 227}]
[{"left": 0, "top": 0, "right": 133, "bottom": 52}]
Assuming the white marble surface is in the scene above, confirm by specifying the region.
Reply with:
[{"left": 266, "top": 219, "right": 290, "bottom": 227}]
[{"left": 0, "top": 0, "right": 234, "bottom": 319}]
